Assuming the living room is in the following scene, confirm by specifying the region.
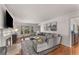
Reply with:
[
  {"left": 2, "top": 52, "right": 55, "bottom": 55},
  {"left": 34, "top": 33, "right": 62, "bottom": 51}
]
[{"left": 0, "top": 4, "right": 79, "bottom": 55}]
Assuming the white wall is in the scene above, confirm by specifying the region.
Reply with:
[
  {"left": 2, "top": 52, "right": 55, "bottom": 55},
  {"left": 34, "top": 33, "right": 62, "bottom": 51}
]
[
  {"left": 0, "top": 5, "right": 5, "bottom": 29},
  {"left": 0, "top": 5, "right": 6, "bottom": 47},
  {"left": 40, "top": 15, "right": 70, "bottom": 47}
]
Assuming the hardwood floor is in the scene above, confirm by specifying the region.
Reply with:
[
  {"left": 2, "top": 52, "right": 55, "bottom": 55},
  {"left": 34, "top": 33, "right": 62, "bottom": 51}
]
[
  {"left": 71, "top": 43, "right": 79, "bottom": 55},
  {"left": 48, "top": 43, "right": 79, "bottom": 55}
]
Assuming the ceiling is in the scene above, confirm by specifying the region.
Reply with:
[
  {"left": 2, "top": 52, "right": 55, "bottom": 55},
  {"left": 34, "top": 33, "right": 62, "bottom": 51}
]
[{"left": 5, "top": 4, "right": 79, "bottom": 23}]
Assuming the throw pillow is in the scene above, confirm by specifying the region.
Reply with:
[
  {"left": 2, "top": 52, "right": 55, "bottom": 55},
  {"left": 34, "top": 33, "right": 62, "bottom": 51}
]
[{"left": 36, "top": 37, "right": 43, "bottom": 44}]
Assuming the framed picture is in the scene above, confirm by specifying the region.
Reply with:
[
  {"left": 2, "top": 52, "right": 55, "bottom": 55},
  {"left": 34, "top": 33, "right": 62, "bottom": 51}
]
[{"left": 44, "top": 22, "right": 57, "bottom": 31}]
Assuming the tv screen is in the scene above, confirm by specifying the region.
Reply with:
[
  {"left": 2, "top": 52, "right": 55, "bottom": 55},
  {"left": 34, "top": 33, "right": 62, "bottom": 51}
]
[{"left": 5, "top": 10, "right": 13, "bottom": 28}]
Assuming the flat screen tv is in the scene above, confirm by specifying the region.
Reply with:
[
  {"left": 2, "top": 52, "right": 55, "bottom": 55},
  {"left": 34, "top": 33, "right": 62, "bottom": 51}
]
[{"left": 4, "top": 10, "right": 13, "bottom": 28}]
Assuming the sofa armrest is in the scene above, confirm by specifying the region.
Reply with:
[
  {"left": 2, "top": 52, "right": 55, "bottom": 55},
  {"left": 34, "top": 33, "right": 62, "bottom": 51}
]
[
  {"left": 32, "top": 40, "right": 37, "bottom": 51},
  {"left": 32, "top": 40, "right": 48, "bottom": 52}
]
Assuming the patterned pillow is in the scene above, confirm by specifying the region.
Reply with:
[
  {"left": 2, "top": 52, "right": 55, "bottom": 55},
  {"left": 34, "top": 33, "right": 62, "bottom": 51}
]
[{"left": 36, "top": 37, "right": 43, "bottom": 44}]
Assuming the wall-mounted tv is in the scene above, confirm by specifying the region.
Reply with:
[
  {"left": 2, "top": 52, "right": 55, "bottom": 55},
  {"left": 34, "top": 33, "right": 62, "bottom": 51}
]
[{"left": 4, "top": 10, "right": 13, "bottom": 28}]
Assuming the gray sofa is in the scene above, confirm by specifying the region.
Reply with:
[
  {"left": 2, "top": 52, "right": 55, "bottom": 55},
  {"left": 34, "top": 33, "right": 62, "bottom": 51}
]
[
  {"left": 32, "top": 34, "right": 61, "bottom": 53},
  {"left": 21, "top": 33, "right": 62, "bottom": 55}
]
